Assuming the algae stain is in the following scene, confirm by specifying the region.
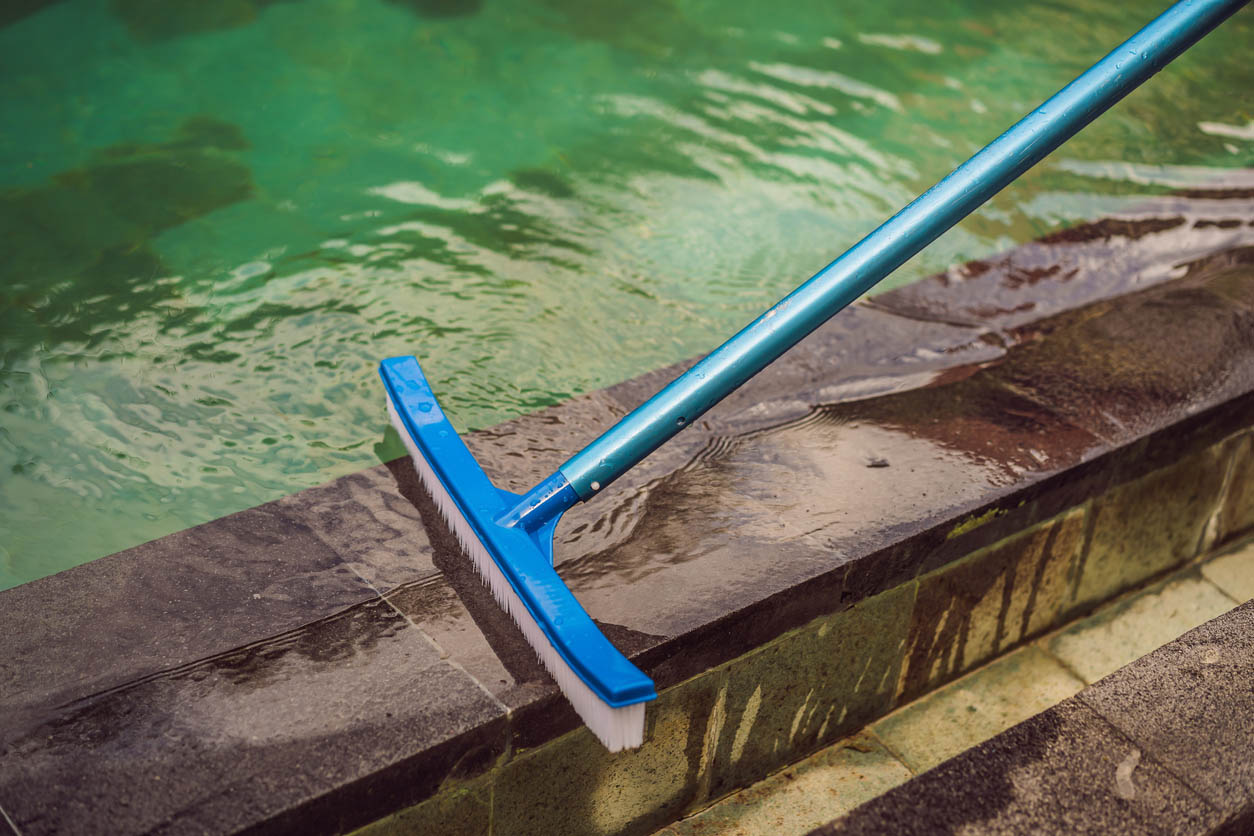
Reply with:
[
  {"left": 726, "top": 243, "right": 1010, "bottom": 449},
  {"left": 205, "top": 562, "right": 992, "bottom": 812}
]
[
  {"left": 730, "top": 684, "right": 762, "bottom": 764},
  {"left": 947, "top": 505, "right": 1009, "bottom": 540}
]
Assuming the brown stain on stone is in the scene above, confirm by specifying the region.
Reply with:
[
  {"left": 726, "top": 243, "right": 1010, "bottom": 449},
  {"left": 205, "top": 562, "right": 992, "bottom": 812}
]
[
  {"left": 898, "top": 514, "right": 1083, "bottom": 701},
  {"left": 1036, "top": 215, "right": 1186, "bottom": 245}
]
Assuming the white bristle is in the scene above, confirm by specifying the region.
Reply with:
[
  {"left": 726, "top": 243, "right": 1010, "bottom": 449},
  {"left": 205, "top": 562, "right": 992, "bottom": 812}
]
[{"left": 388, "top": 400, "right": 647, "bottom": 752}]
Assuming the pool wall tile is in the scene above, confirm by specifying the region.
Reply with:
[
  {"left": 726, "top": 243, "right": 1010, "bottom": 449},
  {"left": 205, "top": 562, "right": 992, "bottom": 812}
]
[
  {"left": 704, "top": 580, "right": 917, "bottom": 800},
  {"left": 669, "top": 732, "right": 913, "bottom": 836},
  {"left": 1068, "top": 443, "right": 1229, "bottom": 612},
  {"left": 490, "top": 670, "right": 726, "bottom": 836},
  {"left": 897, "top": 509, "right": 1085, "bottom": 700},
  {"left": 1216, "top": 430, "right": 1254, "bottom": 547},
  {"left": 348, "top": 774, "right": 492, "bottom": 836}
]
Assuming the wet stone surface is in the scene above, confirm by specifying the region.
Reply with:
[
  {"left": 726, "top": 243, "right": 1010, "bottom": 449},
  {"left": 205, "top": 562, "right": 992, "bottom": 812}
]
[
  {"left": 2, "top": 206, "right": 1254, "bottom": 834},
  {"left": 0, "top": 598, "right": 509, "bottom": 836}
]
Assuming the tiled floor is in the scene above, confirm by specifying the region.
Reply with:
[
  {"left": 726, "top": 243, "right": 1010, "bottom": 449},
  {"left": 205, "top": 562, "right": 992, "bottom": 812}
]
[
  {"left": 1043, "top": 570, "right": 1237, "bottom": 684},
  {"left": 871, "top": 646, "right": 1084, "bottom": 773},
  {"left": 655, "top": 539, "right": 1254, "bottom": 836},
  {"left": 1201, "top": 541, "right": 1254, "bottom": 602}
]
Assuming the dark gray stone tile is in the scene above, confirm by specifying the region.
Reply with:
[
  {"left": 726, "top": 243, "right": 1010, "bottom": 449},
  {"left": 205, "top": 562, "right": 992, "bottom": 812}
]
[
  {"left": 1079, "top": 600, "right": 1254, "bottom": 814},
  {"left": 0, "top": 502, "right": 377, "bottom": 724},
  {"left": 0, "top": 598, "right": 508, "bottom": 836},
  {"left": 984, "top": 265, "right": 1254, "bottom": 445},
  {"left": 275, "top": 463, "right": 440, "bottom": 593},
  {"left": 810, "top": 699, "right": 1222, "bottom": 836}
]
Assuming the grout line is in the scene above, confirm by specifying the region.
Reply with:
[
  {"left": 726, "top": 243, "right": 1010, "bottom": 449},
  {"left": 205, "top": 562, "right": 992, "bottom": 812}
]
[
  {"left": 1073, "top": 695, "right": 1227, "bottom": 822},
  {"left": 312, "top": 502, "right": 512, "bottom": 714},
  {"left": 0, "top": 801, "right": 22, "bottom": 836},
  {"left": 377, "top": 591, "right": 509, "bottom": 713},
  {"left": 862, "top": 725, "right": 919, "bottom": 777},
  {"left": 1033, "top": 639, "right": 1092, "bottom": 687},
  {"left": 292, "top": 521, "right": 513, "bottom": 707},
  {"left": 1195, "top": 573, "right": 1244, "bottom": 608},
  {"left": 1196, "top": 439, "right": 1240, "bottom": 558}
]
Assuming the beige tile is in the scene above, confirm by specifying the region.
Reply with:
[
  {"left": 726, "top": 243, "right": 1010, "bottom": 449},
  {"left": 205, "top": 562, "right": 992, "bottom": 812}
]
[
  {"left": 669, "top": 733, "right": 912, "bottom": 836},
  {"left": 1201, "top": 540, "right": 1254, "bottom": 603},
  {"left": 1073, "top": 446, "right": 1227, "bottom": 609},
  {"left": 1045, "top": 570, "right": 1236, "bottom": 684},
  {"left": 898, "top": 510, "right": 1085, "bottom": 700},
  {"left": 872, "top": 646, "right": 1083, "bottom": 773}
]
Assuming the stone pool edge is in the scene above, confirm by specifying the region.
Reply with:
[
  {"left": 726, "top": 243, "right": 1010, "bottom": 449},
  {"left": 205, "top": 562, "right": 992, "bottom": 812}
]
[{"left": 1, "top": 200, "right": 1253, "bottom": 836}]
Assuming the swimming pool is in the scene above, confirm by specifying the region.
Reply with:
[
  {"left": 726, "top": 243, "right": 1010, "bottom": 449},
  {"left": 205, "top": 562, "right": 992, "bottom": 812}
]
[{"left": 1, "top": 0, "right": 1250, "bottom": 589}]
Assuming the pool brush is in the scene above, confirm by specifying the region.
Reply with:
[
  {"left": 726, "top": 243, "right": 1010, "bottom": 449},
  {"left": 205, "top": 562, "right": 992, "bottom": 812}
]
[{"left": 380, "top": 0, "right": 1246, "bottom": 752}]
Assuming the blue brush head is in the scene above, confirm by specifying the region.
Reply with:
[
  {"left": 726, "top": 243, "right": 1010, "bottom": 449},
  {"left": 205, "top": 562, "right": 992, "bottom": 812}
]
[{"left": 380, "top": 356, "right": 657, "bottom": 750}]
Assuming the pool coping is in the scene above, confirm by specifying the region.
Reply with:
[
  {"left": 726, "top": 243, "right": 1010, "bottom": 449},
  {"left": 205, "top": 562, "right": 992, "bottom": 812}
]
[{"left": 1, "top": 189, "right": 1253, "bottom": 835}]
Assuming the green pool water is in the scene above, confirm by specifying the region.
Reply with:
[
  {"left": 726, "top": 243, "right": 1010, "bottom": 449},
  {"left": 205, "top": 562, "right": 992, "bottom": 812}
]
[{"left": 1, "top": 0, "right": 1250, "bottom": 589}]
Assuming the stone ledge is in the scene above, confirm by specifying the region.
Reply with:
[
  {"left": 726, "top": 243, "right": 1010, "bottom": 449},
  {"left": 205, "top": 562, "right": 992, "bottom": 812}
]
[
  {"left": 807, "top": 599, "right": 1254, "bottom": 836},
  {"left": 1, "top": 192, "right": 1252, "bottom": 835}
]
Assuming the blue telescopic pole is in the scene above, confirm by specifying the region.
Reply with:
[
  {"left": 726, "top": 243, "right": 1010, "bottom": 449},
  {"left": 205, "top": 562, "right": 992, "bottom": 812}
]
[{"left": 503, "top": 0, "right": 1248, "bottom": 531}]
